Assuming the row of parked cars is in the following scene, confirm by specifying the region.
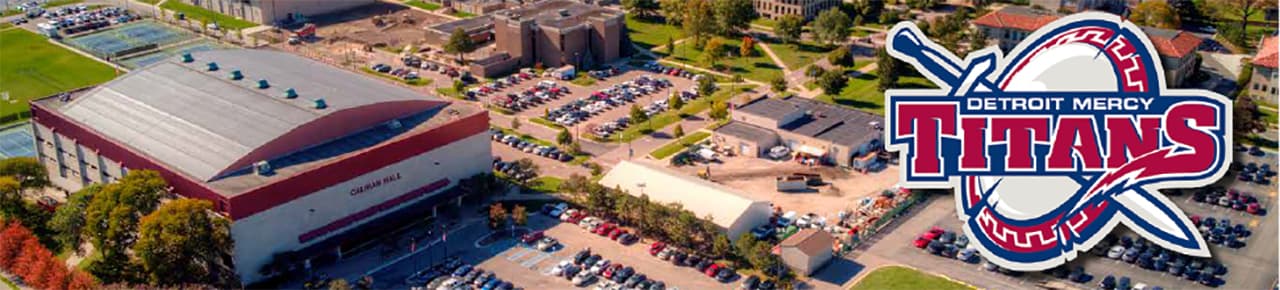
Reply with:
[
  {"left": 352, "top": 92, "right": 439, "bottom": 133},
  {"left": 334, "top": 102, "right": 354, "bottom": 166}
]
[
  {"left": 1191, "top": 215, "right": 1251, "bottom": 248},
  {"left": 913, "top": 227, "right": 979, "bottom": 263},
  {"left": 640, "top": 62, "right": 701, "bottom": 80},
  {"left": 491, "top": 130, "right": 575, "bottom": 162},
  {"left": 401, "top": 55, "right": 470, "bottom": 79},
  {"left": 369, "top": 63, "right": 422, "bottom": 81},
  {"left": 26, "top": 6, "right": 135, "bottom": 36},
  {"left": 1095, "top": 234, "right": 1228, "bottom": 287},
  {"left": 551, "top": 247, "right": 668, "bottom": 290},
  {"left": 489, "top": 80, "right": 569, "bottom": 111},
  {"left": 1235, "top": 161, "right": 1274, "bottom": 185},
  {"left": 649, "top": 242, "right": 740, "bottom": 284},
  {"left": 404, "top": 257, "right": 516, "bottom": 290},
  {"left": 1191, "top": 187, "right": 1266, "bottom": 215}
]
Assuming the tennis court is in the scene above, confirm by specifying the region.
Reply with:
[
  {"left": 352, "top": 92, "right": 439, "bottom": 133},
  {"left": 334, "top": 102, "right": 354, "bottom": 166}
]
[
  {"left": 65, "top": 20, "right": 194, "bottom": 58},
  {"left": 118, "top": 39, "right": 232, "bottom": 68},
  {"left": 0, "top": 125, "right": 36, "bottom": 158}
]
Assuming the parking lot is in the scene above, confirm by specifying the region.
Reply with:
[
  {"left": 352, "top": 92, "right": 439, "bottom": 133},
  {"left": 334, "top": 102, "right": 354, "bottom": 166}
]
[
  {"left": 854, "top": 150, "right": 1279, "bottom": 290},
  {"left": 477, "top": 65, "right": 700, "bottom": 139}
]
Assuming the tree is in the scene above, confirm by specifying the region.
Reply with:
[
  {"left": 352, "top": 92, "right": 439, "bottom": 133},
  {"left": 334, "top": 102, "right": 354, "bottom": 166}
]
[
  {"left": 488, "top": 203, "right": 508, "bottom": 229},
  {"left": 0, "top": 157, "right": 48, "bottom": 188},
  {"left": 0, "top": 176, "right": 22, "bottom": 220},
  {"left": 712, "top": 0, "right": 755, "bottom": 35},
  {"left": 1235, "top": 96, "right": 1266, "bottom": 135},
  {"left": 1130, "top": 1, "right": 1181, "bottom": 29},
  {"left": 512, "top": 205, "right": 528, "bottom": 226},
  {"left": 847, "top": 0, "right": 884, "bottom": 19},
  {"left": 629, "top": 104, "right": 649, "bottom": 125},
  {"left": 13, "top": 237, "right": 48, "bottom": 283},
  {"left": 49, "top": 184, "right": 100, "bottom": 254},
  {"left": 696, "top": 75, "right": 718, "bottom": 97},
  {"left": 669, "top": 92, "right": 685, "bottom": 110},
  {"left": 0, "top": 221, "right": 33, "bottom": 269},
  {"left": 709, "top": 101, "right": 730, "bottom": 120},
  {"left": 875, "top": 47, "right": 900, "bottom": 91},
  {"left": 660, "top": 0, "right": 686, "bottom": 25},
  {"left": 817, "top": 69, "right": 848, "bottom": 95},
  {"left": 509, "top": 158, "right": 540, "bottom": 187},
  {"left": 812, "top": 9, "right": 852, "bottom": 46},
  {"left": 906, "top": 0, "right": 937, "bottom": 9},
  {"left": 673, "top": 124, "right": 685, "bottom": 140},
  {"left": 968, "top": 26, "right": 988, "bottom": 49},
  {"left": 443, "top": 28, "right": 476, "bottom": 64},
  {"left": 734, "top": 233, "right": 758, "bottom": 259},
  {"left": 134, "top": 199, "right": 236, "bottom": 287},
  {"left": 329, "top": 278, "right": 353, "bottom": 290},
  {"left": 666, "top": 36, "right": 676, "bottom": 56},
  {"left": 682, "top": 0, "right": 716, "bottom": 47},
  {"left": 84, "top": 171, "right": 165, "bottom": 254},
  {"left": 1214, "top": 0, "right": 1276, "bottom": 46},
  {"left": 828, "top": 46, "right": 853, "bottom": 67},
  {"left": 710, "top": 233, "right": 731, "bottom": 258},
  {"left": 770, "top": 75, "right": 787, "bottom": 93},
  {"left": 452, "top": 80, "right": 466, "bottom": 95},
  {"left": 511, "top": 117, "right": 521, "bottom": 130},
  {"left": 557, "top": 128, "right": 573, "bottom": 145},
  {"left": 623, "top": 0, "right": 660, "bottom": 18},
  {"left": 775, "top": 15, "right": 804, "bottom": 44},
  {"left": 740, "top": 36, "right": 755, "bottom": 57},
  {"left": 703, "top": 37, "right": 726, "bottom": 67}
]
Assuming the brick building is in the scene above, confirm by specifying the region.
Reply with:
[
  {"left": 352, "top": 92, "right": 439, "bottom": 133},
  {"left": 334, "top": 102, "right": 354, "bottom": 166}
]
[
  {"left": 457, "top": 0, "right": 626, "bottom": 77},
  {"left": 972, "top": 6, "right": 1061, "bottom": 51}
]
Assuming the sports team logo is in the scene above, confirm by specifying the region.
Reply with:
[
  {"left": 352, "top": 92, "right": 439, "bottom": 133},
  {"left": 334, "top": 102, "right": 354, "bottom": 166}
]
[{"left": 883, "top": 13, "right": 1232, "bottom": 270}]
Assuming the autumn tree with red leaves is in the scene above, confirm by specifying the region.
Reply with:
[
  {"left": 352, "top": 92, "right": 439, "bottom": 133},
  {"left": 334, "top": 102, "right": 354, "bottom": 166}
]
[{"left": 0, "top": 222, "right": 97, "bottom": 290}]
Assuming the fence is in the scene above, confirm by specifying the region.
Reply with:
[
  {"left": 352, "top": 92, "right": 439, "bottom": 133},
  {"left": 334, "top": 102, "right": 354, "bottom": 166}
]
[{"left": 835, "top": 189, "right": 930, "bottom": 255}]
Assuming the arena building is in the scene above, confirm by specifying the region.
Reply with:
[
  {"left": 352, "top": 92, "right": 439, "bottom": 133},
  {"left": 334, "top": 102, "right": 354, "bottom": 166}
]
[{"left": 29, "top": 49, "right": 491, "bottom": 284}]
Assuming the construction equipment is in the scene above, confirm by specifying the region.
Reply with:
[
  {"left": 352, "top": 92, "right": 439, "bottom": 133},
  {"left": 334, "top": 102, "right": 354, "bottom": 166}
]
[{"left": 288, "top": 23, "right": 317, "bottom": 45}]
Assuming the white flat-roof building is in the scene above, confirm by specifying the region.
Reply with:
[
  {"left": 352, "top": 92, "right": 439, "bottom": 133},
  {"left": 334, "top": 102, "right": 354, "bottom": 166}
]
[{"left": 599, "top": 161, "right": 772, "bottom": 240}]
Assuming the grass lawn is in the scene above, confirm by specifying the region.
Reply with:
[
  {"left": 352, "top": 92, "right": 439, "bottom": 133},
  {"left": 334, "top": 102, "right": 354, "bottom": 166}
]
[
  {"left": 160, "top": 0, "right": 258, "bottom": 30},
  {"left": 570, "top": 72, "right": 597, "bottom": 87},
  {"left": 435, "top": 87, "right": 466, "bottom": 100},
  {"left": 1259, "top": 107, "right": 1278, "bottom": 125},
  {"left": 360, "top": 68, "right": 432, "bottom": 86},
  {"left": 404, "top": 0, "right": 443, "bottom": 10},
  {"left": 137, "top": 0, "right": 162, "bottom": 4},
  {"left": 813, "top": 72, "right": 933, "bottom": 115},
  {"left": 767, "top": 40, "right": 833, "bottom": 70},
  {"left": 41, "top": 0, "right": 83, "bottom": 7},
  {"left": 665, "top": 38, "right": 783, "bottom": 82},
  {"left": 530, "top": 117, "right": 566, "bottom": 129},
  {"left": 849, "top": 266, "right": 973, "bottom": 290},
  {"left": 626, "top": 15, "right": 683, "bottom": 50},
  {"left": 614, "top": 85, "right": 754, "bottom": 142},
  {"left": 0, "top": 29, "right": 116, "bottom": 119},
  {"left": 451, "top": 10, "right": 477, "bottom": 18},
  {"left": 751, "top": 18, "right": 777, "bottom": 29},
  {"left": 528, "top": 176, "right": 564, "bottom": 193},
  {"left": 0, "top": 23, "right": 11, "bottom": 30},
  {"left": 648, "top": 131, "right": 710, "bottom": 159}
]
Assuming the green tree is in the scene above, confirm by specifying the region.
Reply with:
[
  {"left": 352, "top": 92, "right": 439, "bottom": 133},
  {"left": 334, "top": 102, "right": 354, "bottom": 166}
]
[
  {"left": 443, "top": 28, "right": 476, "bottom": 63},
  {"left": 968, "top": 26, "right": 988, "bottom": 49},
  {"left": 666, "top": 36, "right": 676, "bottom": 56},
  {"left": 734, "top": 233, "right": 758, "bottom": 259},
  {"left": 1235, "top": 96, "right": 1266, "bottom": 136},
  {"left": 669, "top": 92, "right": 685, "bottom": 110},
  {"left": 775, "top": 15, "right": 804, "bottom": 44},
  {"left": 1214, "top": 0, "right": 1275, "bottom": 46},
  {"left": 673, "top": 124, "right": 685, "bottom": 140},
  {"left": 624, "top": 0, "right": 661, "bottom": 18},
  {"left": 48, "top": 185, "right": 101, "bottom": 254},
  {"left": 452, "top": 80, "right": 466, "bottom": 95},
  {"left": 710, "top": 233, "right": 731, "bottom": 258},
  {"left": 875, "top": 47, "right": 900, "bottom": 91},
  {"left": 709, "top": 101, "right": 730, "bottom": 120},
  {"left": 906, "top": 0, "right": 937, "bottom": 9},
  {"left": 817, "top": 69, "right": 848, "bottom": 95},
  {"left": 828, "top": 46, "right": 853, "bottom": 66},
  {"left": 696, "top": 75, "right": 718, "bottom": 97},
  {"left": 630, "top": 104, "right": 649, "bottom": 125},
  {"left": 812, "top": 9, "right": 851, "bottom": 46},
  {"left": 511, "top": 117, "right": 521, "bottom": 130},
  {"left": 0, "top": 157, "right": 48, "bottom": 188},
  {"left": 712, "top": 0, "right": 755, "bottom": 35},
  {"left": 702, "top": 37, "right": 726, "bottom": 67},
  {"left": 1130, "top": 0, "right": 1181, "bottom": 29},
  {"left": 660, "top": 0, "right": 686, "bottom": 25},
  {"left": 134, "top": 199, "right": 235, "bottom": 287},
  {"left": 682, "top": 0, "right": 717, "bottom": 47},
  {"left": 557, "top": 128, "right": 573, "bottom": 145},
  {"left": 847, "top": 0, "right": 884, "bottom": 19},
  {"left": 770, "top": 75, "right": 787, "bottom": 93},
  {"left": 512, "top": 204, "right": 528, "bottom": 226}
]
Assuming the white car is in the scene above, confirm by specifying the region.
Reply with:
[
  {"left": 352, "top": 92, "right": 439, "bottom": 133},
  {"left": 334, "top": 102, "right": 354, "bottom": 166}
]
[
  {"left": 550, "top": 260, "right": 573, "bottom": 276},
  {"left": 536, "top": 237, "right": 559, "bottom": 251},
  {"left": 572, "top": 270, "right": 595, "bottom": 286},
  {"left": 1106, "top": 245, "right": 1125, "bottom": 259}
]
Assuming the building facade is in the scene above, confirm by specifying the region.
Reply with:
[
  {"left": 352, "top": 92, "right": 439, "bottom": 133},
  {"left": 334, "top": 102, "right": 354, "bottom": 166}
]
[
  {"left": 180, "top": 0, "right": 373, "bottom": 25},
  {"left": 778, "top": 229, "right": 835, "bottom": 275},
  {"left": 461, "top": 0, "right": 625, "bottom": 77},
  {"left": 973, "top": 6, "right": 1061, "bottom": 51},
  {"left": 31, "top": 50, "right": 491, "bottom": 285},
  {"left": 753, "top": 0, "right": 840, "bottom": 21},
  {"left": 1139, "top": 27, "right": 1204, "bottom": 88},
  {"left": 599, "top": 161, "right": 772, "bottom": 241},
  {"left": 1250, "top": 36, "right": 1278, "bottom": 104}
]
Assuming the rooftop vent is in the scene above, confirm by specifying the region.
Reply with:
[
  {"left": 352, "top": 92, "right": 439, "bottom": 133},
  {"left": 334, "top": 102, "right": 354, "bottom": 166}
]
[
  {"left": 206, "top": 62, "right": 219, "bottom": 71},
  {"left": 283, "top": 88, "right": 298, "bottom": 99},
  {"left": 181, "top": 53, "right": 194, "bottom": 63},
  {"left": 229, "top": 70, "right": 243, "bottom": 80},
  {"left": 313, "top": 98, "right": 328, "bottom": 109},
  {"left": 253, "top": 160, "right": 273, "bottom": 176},
  {"left": 257, "top": 79, "right": 270, "bottom": 89}
]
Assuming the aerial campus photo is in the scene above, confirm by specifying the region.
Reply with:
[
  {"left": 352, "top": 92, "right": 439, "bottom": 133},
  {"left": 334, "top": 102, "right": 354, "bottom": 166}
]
[{"left": 0, "top": 0, "right": 1277, "bottom": 289}]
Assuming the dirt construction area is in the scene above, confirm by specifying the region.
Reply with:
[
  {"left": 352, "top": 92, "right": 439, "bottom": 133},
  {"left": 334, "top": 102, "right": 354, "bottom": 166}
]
[
  {"left": 661, "top": 156, "right": 902, "bottom": 223},
  {"left": 259, "top": 2, "right": 451, "bottom": 49}
]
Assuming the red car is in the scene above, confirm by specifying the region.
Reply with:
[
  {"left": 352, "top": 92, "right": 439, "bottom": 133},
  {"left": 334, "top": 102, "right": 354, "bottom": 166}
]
[
  {"left": 602, "top": 264, "right": 622, "bottom": 278},
  {"left": 565, "top": 212, "right": 585, "bottom": 224},
  {"left": 520, "top": 231, "right": 545, "bottom": 244},
  {"left": 649, "top": 242, "right": 666, "bottom": 256},
  {"left": 922, "top": 226, "right": 945, "bottom": 240},
  {"left": 609, "top": 229, "right": 626, "bottom": 240},
  {"left": 913, "top": 235, "right": 931, "bottom": 248},
  {"left": 704, "top": 264, "right": 720, "bottom": 276},
  {"left": 595, "top": 223, "right": 615, "bottom": 235}
]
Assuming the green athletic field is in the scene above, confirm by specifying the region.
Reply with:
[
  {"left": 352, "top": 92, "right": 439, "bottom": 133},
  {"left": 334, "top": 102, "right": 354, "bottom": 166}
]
[{"left": 0, "top": 28, "right": 117, "bottom": 120}]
